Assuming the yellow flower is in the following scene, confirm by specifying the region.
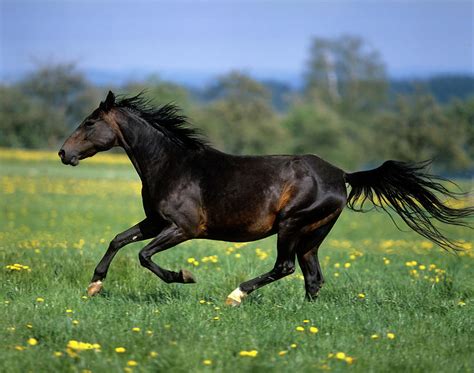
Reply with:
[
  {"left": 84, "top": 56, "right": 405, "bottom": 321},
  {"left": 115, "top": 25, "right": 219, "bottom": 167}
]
[
  {"left": 132, "top": 327, "right": 140, "bottom": 332},
  {"left": 349, "top": 254, "right": 356, "bottom": 260},
  {"left": 345, "top": 356, "right": 354, "bottom": 364},
  {"left": 26, "top": 323, "right": 33, "bottom": 329},
  {"left": 334, "top": 263, "right": 340, "bottom": 268},
  {"left": 65, "top": 309, "right": 73, "bottom": 314},
  {"left": 115, "top": 347, "right": 126, "bottom": 353},
  {"left": 235, "top": 253, "right": 241, "bottom": 258},
  {"left": 146, "top": 330, "right": 153, "bottom": 335},
  {"left": 54, "top": 351, "right": 63, "bottom": 357},
  {"left": 357, "top": 293, "right": 365, "bottom": 299},
  {"left": 149, "top": 351, "right": 158, "bottom": 358},
  {"left": 203, "top": 359, "right": 212, "bottom": 365},
  {"left": 419, "top": 265, "right": 426, "bottom": 270},
  {"left": 36, "top": 297, "right": 44, "bottom": 302},
  {"left": 335, "top": 352, "right": 346, "bottom": 360},
  {"left": 15, "top": 346, "right": 25, "bottom": 351},
  {"left": 27, "top": 338, "right": 38, "bottom": 346},
  {"left": 278, "top": 350, "right": 288, "bottom": 356},
  {"left": 290, "top": 343, "right": 297, "bottom": 348},
  {"left": 387, "top": 332, "right": 395, "bottom": 339},
  {"left": 239, "top": 350, "right": 258, "bottom": 357},
  {"left": 72, "top": 320, "right": 79, "bottom": 325},
  {"left": 344, "top": 263, "right": 351, "bottom": 269},
  {"left": 127, "top": 360, "right": 138, "bottom": 367},
  {"left": 458, "top": 301, "right": 466, "bottom": 306},
  {"left": 371, "top": 334, "right": 379, "bottom": 339},
  {"left": 295, "top": 326, "right": 305, "bottom": 332},
  {"left": 309, "top": 326, "right": 319, "bottom": 334},
  {"left": 213, "top": 316, "right": 219, "bottom": 321},
  {"left": 303, "top": 319, "right": 310, "bottom": 323},
  {"left": 334, "top": 272, "right": 340, "bottom": 277},
  {"left": 383, "top": 257, "right": 390, "bottom": 265},
  {"left": 199, "top": 300, "right": 206, "bottom": 304}
]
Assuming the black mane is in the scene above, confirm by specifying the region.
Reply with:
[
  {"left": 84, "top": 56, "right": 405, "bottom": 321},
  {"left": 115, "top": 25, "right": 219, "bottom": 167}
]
[{"left": 115, "top": 93, "right": 208, "bottom": 150}]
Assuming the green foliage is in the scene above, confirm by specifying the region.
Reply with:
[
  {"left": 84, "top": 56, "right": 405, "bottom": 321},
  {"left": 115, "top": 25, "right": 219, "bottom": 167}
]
[
  {"left": 374, "top": 94, "right": 472, "bottom": 171},
  {"left": 193, "top": 72, "right": 288, "bottom": 155},
  {"left": 304, "top": 35, "right": 388, "bottom": 113},
  {"left": 0, "top": 86, "right": 66, "bottom": 148}
]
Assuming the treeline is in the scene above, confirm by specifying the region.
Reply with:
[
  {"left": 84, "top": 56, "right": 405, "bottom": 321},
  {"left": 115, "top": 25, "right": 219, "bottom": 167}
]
[{"left": 1, "top": 35, "right": 473, "bottom": 173}]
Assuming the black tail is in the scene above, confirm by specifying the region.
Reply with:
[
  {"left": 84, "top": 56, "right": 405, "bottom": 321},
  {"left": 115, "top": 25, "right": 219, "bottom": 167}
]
[{"left": 345, "top": 160, "right": 473, "bottom": 251}]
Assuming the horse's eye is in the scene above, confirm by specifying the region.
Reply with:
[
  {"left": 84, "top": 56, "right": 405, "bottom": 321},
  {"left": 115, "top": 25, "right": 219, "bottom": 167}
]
[{"left": 85, "top": 121, "right": 95, "bottom": 127}]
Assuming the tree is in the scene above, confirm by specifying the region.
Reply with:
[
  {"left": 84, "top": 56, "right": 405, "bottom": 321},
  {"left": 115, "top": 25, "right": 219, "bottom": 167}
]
[
  {"left": 304, "top": 35, "right": 388, "bottom": 113},
  {"left": 374, "top": 94, "right": 471, "bottom": 171},
  {"left": 0, "top": 86, "right": 66, "bottom": 148},
  {"left": 193, "top": 72, "right": 289, "bottom": 155}
]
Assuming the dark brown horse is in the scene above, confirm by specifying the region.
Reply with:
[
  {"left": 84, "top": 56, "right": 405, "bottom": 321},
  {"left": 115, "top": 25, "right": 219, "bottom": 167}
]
[{"left": 59, "top": 91, "right": 473, "bottom": 305}]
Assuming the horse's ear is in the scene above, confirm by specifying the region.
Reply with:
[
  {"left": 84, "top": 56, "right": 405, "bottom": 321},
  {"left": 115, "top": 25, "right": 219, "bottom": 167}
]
[{"left": 100, "top": 91, "right": 116, "bottom": 112}]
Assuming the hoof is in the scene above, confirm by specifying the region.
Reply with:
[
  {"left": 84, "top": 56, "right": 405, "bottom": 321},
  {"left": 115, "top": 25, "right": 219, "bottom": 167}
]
[
  {"left": 87, "top": 281, "right": 103, "bottom": 297},
  {"left": 225, "top": 287, "right": 246, "bottom": 307},
  {"left": 225, "top": 297, "right": 241, "bottom": 307},
  {"left": 179, "top": 269, "right": 196, "bottom": 284}
]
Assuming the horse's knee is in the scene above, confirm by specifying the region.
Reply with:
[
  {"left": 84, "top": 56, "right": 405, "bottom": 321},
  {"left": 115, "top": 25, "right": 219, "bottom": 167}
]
[
  {"left": 138, "top": 251, "right": 149, "bottom": 267},
  {"left": 276, "top": 261, "right": 295, "bottom": 276}
]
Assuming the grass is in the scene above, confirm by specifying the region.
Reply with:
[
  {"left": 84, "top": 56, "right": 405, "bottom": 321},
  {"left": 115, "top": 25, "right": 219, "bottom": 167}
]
[{"left": 1, "top": 149, "right": 473, "bottom": 372}]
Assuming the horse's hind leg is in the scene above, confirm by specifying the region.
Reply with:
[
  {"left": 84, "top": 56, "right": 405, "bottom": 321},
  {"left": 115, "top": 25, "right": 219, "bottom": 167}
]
[
  {"left": 297, "top": 219, "right": 339, "bottom": 301},
  {"left": 225, "top": 230, "right": 298, "bottom": 306}
]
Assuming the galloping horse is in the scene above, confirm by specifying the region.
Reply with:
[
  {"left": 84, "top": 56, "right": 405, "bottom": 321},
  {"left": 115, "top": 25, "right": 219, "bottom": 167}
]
[{"left": 59, "top": 91, "right": 473, "bottom": 305}]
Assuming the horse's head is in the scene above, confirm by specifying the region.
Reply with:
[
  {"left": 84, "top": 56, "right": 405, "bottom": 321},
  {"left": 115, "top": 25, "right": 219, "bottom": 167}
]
[{"left": 59, "top": 91, "right": 120, "bottom": 166}]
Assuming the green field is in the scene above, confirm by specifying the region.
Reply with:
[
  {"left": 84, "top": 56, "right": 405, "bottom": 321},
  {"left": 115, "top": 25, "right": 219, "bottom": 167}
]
[{"left": 1, "top": 150, "right": 473, "bottom": 372}]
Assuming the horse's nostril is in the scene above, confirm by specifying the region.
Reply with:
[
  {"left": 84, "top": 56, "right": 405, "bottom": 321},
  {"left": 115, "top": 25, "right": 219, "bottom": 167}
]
[{"left": 58, "top": 149, "right": 65, "bottom": 159}]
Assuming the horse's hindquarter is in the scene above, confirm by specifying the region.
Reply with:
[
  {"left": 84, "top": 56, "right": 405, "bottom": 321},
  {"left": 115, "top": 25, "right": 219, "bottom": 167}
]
[{"left": 199, "top": 153, "right": 345, "bottom": 241}]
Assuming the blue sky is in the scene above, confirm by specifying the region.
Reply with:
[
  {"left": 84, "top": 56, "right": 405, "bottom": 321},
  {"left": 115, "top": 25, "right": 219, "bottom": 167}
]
[{"left": 1, "top": 0, "right": 472, "bottom": 83}]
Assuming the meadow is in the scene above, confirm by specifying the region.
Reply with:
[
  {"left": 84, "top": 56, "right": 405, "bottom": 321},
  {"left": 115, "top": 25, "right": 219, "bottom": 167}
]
[{"left": 1, "top": 148, "right": 473, "bottom": 373}]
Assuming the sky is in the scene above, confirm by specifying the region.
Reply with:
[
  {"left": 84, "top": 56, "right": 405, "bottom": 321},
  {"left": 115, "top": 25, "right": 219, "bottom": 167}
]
[{"left": 1, "top": 0, "right": 473, "bottom": 84}]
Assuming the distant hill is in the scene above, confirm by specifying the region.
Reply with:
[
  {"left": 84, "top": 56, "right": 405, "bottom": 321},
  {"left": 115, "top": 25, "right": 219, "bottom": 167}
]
[{"left": 390, "top": 74, "right": 474, "bottom": 103}]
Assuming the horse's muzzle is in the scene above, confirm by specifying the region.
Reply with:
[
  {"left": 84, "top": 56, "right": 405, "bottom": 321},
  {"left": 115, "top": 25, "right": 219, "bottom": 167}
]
[{"left": 58, "top": 149, "right": 79, "bottom": 166}]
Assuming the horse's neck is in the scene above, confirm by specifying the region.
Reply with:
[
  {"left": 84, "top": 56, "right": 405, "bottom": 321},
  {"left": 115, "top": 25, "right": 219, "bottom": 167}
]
[{"left": 117, "top": 117, "right": 177, "bottom": 183}]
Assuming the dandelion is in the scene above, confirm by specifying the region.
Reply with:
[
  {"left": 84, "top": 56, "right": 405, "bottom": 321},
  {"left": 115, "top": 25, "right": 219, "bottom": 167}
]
[
  {"left": 303, "top": 319, "right": 310, "bottom": 323},
  {"left": 199, "top": 300, "right": 206, "bottom": 304},
  {"left": 349, "top": 254, "right": 356, "bottom": 260},
  {"left": 26, "top": 323, "right": 33, "bottom": 329},
  {"left": 309, "top": 326, "right": 319, "bottom": 334},
  {"left": 334, "top": 273, "right": 340, "bottom": 277},
  {"left": 278, "top": 350, "right": 288, "bottom": 356},
  {"left": 213, "top": 316, "right": 219, "bottom": 321},
  {"left": 335, "top": 352, "right": 346, "bottom": 360},
  {"left": 15, "top": 346, "right": 25, "bottom": 351},
  {"left": 115, "top": 347, "right": 126, "bottom": 353},
  {"left": 387, "top": 332, "right": 395, "bottom": 339},
  {"left": 290, "top": 343, "right": 297, "bottom": 348},
  {"left": 54, "top": 351, "right": 63, "bottom": 357},
  {"left": 371, "top": 334, "right": 379, "bottom": 339},
  {"left": 27, "top": 338, "right": 38, "bottom": 346},
  {"left": 344, "top": 262, "right": 351, "bottom": 269},
  {"left": 458, "top": 301, "right": 466, "bottom": 306},
  {"left": 295, "top": 326, "right": 305, "bottom": 332},
  {"left": 419, "top": 265, "right": 426, "bottom": 270},
  {"left": 72, "top": 320, "right": 80, "bottom": 325},
  {"left": 132, "top": 327, "right": 140, "bottom": 332},
  {"left": 383, "top": 257, "right": 390, "bottom": 265},
  {"left": 149, "top": 351, "right": 158, "bottom": 358},
  {"left": 127, "top": 360, "right": 138, "bottom": 367},
  {"left": 334, "top": 263, "right": 340, "bottom": 268},
  {"left": 36, "top": 297, "right": 45, "bottom": 302},
  {"left": 235, "top": 253, "right": 241, "bottom": 259},
  {"left": 146, "top": 330, "right": 153, "bottom": 335},
  {"left": 239, "top": 350, "right": 258, "bottom": 357},
  {"left": 203, "top": 359, "right": 212, "bottom": 365},
  {"left": 345, "top": 356, "right": 354, "bottom": 364},
  {"left": 357, "top": 293, "right": 365, "bottom": 299},
  {"left": 66, "top": 309, "right": 73, "bottom": 314}
]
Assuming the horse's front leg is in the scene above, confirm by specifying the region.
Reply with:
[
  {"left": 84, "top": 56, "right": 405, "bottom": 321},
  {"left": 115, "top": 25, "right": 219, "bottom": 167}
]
[
  {"left": 88, "top": 218, "right": 159, "bottom": 296},
  {"left": 138, "top": 224, "right": 195, "bottom": 284}
]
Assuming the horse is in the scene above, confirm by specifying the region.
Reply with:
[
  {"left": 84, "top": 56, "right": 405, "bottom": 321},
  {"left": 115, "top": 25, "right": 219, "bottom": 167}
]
[{"left": 59, "top": 91, "right": 473, "bottom": 305}]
